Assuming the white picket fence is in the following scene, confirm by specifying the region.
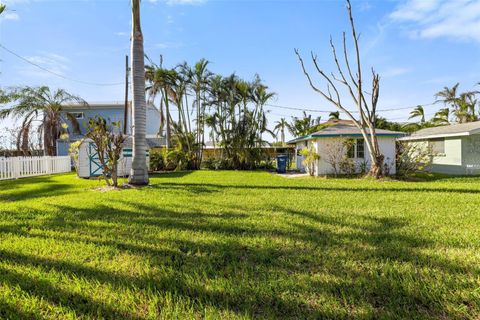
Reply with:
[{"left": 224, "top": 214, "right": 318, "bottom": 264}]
[{"left": 0, "top": 156, "right": 71, "bottom": 181}]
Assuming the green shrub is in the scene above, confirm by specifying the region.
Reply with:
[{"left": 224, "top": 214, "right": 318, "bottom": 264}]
[
  {"left": 149, "top": 150, "right": 164, "bottom": 172},
  {"left": 300, "top": 146, "right": 320, "bottom": 176},
  {"left": 69, "top": 140, "right": 82, "bottom": 174}
]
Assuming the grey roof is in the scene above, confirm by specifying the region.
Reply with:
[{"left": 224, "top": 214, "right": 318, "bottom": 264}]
[
  {"left": 400, "top": 121, "right": 480, "bottom": 140},
  {"left": 287, "top": 124, "right": 404, "bottom": 144},
  {"left": 147, "top": 137, "right": 167, "bottom": 148}
]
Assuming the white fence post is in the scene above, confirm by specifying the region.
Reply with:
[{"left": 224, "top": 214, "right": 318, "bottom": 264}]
[
  {"left": 0, "top": 156, "right": 71, "bottom": 181},
  {"left": 14, "top": 157, "right": 21, "bottom": 179}
]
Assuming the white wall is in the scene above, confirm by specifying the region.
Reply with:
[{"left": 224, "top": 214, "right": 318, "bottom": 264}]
[
  {"left": 316, "top": 136, "right": 396, "bottom": 176},
  {"left": 295, "top": 136, "right": 397, "bottom": 176}
]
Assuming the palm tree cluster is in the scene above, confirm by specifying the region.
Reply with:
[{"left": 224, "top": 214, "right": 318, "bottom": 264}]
[
  {"left": 145, "top": 58, "right": 276, "bottom": 170},
  {"left": 404, "top": 83, "right": 479, "bottom": 131},
  {"left": 0, "top": 86, "right": 86, "bottom": 156}
]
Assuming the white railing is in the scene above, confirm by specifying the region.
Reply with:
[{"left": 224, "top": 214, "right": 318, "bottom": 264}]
[{"left": 0, "top": 156, "right": 71, "bottom": 181}]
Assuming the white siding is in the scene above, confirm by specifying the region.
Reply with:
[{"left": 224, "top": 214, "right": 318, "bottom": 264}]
[
  {"left": 295, "top": 136, "right": 397, "bottom": 176},
  {"left": 317, "top": 137, "right": 396, "bottom": 176}
]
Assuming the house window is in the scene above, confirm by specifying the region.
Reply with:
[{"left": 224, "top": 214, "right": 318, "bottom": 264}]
[
  {"left": 347, "top": 138, "right": 365, "bottom": 159},
  {"left": 70, "top": 112, "right": 84, "bottom": 119},
  {"left": 429, "top": 138, "right": 445, "bottom": 155}
]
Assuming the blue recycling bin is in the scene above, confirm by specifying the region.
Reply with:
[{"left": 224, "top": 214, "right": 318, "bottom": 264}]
[{"left": 276, "top": 155, "right": 288, "bottom": 173}]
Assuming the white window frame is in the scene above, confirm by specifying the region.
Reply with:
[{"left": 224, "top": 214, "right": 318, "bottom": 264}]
[
  {"left": 347, "top": 138, "right": 365, "bottom": 159},
  {"left": 70, "top": 112, "right": 84, "bottom": 120}
]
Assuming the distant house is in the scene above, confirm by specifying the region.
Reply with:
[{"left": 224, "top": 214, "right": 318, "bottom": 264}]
[
  {"left": 288, "top": 121, "right": 404, "bottom": 176},
  {"left": 56, "top": 102, "right": 164, "bottom": 156},
  {"left": 399, "top": 121, "right": 480, "bottom": 175}
]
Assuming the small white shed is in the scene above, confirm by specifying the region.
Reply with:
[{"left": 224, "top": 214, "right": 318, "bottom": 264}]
[
  {"left": 77, "top": 136, "right": 149, "bottom": 178},
  {"left": 287, "top": 121, "right": 404, "bottom": 176}
]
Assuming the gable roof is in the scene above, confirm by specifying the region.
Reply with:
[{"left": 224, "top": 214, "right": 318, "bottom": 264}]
[
  {"left": 399, "top": 121, "right": 480, "bottom": 141},
  {"left": 287, "top": 124, "right": 405, "bottom": 144}
]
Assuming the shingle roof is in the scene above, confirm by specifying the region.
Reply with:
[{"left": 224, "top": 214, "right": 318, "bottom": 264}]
[
  {"left": 287, "top": 124, "right": 404, "bottom": 144},
  {"left": 400, "top": 121, "right": 480, "bottom": 140}
]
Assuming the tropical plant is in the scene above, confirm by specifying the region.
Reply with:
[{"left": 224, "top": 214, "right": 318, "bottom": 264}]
[
  {"left": 300, "top": 146, "right": 320, "bottom": 176},
  {"left": 129, "top": 0, "right": 149, "bottom": 185},
  {"left": 409, "top": 105, "right": 425, "bottom": 123},
  {"left": 432, "top": 108, "right": 450, "bottom": 125},
  {"left": 86, "top": 116, "right": 127, "bottom": 187},
  {"left": 69, "top": 140, "right": 82, "bottom": 173},
  {"left": 207, "top": 74, "right": 275, "bottom": 169},
  {"left": 323, "top": 138, "right": 353, "bottom": 177},
  {"left": 287, "top": 112, "right": 322, "bottom": 137},
  {"left": 435, "top": 83, "right": 478, "bottom": 123},
  {"left": 396, "top": 141, "right": 433, "bottom": 176},
  {"left": 328, "top": 111, "right": 340, "bottom": 121},
  {"left": 145, "top": 55, "right": 178, "bottom": 148},
  {"left": 0, "top": 86, "right": 86, "bottom": 156},
  {"left": 274, "top": 118, "right": 288, "bottom": 145},
  {"left": 295, "top": 0, "right": 385, "bottom": 178}
]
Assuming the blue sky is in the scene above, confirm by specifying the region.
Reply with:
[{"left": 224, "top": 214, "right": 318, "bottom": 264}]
[{"left": 1, "top": 0, "right": 480, "bottom": 140}]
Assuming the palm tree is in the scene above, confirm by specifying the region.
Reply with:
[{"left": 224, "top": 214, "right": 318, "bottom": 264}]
[
  {"left": 432, "top": 108, "right": 450, "bottom": 125},
  {"left": 408, "top": 105, "right": 425, "bottom": 123},
  {"left": 435, "top": 83, "right": 477, "bottom": 123},
  {"left": 189, "top": 59, "right": 212, "bottom": 168},
  {"left": 328, "top": 111, "right": 340, "bottom": 121},
  {"left": 0, "top": 86, "right": 86, "bottom": 156},
  {"left": 274, "top": 118, "right": 288, "bottom": 145},
  {"left": 129, "top": 0, "right": 149, "bottom": 185},
  {"left": 145, "top": 57, "right": 178, "bottom": 148}
]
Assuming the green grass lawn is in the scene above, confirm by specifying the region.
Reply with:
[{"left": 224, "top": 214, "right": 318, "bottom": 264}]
[{"left": 0, "top": 171, "right": 479, "bottom": 319}]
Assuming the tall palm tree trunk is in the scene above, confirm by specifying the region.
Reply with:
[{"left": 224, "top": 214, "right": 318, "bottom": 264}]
[{"left": 129, "top": 0, "right": 149, "bottom": 185}]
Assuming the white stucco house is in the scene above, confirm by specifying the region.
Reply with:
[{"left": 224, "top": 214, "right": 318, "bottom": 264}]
[
  {"left": 288, "top": 121, "right": 404, "bottom": 176},
  {"left": 399, "top": 121, "right": 480, "bottom": 175}
]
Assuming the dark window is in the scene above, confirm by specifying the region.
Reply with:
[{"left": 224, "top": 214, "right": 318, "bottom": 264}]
[
  {"left": 356, "top": 139, "right": 364, "bottom": 158},
  {"left": 347, "top": 138, "right": 365, "bottom": 159},
  {"left": 70, "top": 112, "right": 84, "bottom": 119}
]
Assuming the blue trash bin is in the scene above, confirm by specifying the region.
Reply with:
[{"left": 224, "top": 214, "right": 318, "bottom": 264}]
[{"left": 276, "top": 155, "right": 288, "bottom": 173}]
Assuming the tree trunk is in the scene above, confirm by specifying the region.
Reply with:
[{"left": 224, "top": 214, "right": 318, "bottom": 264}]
[{"left": 128, "top": 0, "right": 149, "bottom": 185}]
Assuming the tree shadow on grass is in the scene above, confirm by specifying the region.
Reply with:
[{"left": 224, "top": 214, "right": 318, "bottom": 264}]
[
  {"left": 0, "top": 199, "right": 479, "bottom": 318},
  {"left": 0, "top": 175, "right": 79, "bottom": 202},
  {"left": 151, "top": 181, "right": 480, "bottom": 195}
]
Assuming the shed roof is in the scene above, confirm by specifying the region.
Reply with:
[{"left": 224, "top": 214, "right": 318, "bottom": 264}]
[
  {"left": 399, "top": 121, "right": 480, "bottom": 141},
  {"left": 287, "top": 124, "right": 405, "bottom": 144}
]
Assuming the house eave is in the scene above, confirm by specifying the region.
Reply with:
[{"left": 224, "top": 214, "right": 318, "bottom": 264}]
[
  {"left": 398, "top": 132, "right": 472, "bottom": 141},
  {"left": 288, "top": 133, "right": 404, "bottom": 144}
]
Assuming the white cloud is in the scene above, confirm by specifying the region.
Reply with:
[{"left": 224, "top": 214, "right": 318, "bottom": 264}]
[
  {"left": 1, "top": 12, "right": 19, "bottom": 21},
  {"left": 115, "top": 31, "right": 129, "bottom": 37},
  {"left": 17, "top": 52, "right": 70, "bottom": 79},
  {"left": 390, "top": 0, "right": 480, "bottom": 43}
]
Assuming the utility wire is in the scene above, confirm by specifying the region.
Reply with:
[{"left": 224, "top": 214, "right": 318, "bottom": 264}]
[
  {"left": 266, "top": 102, "right": 437, "bottom": 114},
  {"left": 0, "top": 44, "right": 124, "bottom": 87}
]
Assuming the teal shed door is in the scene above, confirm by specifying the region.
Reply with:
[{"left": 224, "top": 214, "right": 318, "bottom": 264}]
[{"left": 88, "top": 142, "right": 104, "bottom": 177}]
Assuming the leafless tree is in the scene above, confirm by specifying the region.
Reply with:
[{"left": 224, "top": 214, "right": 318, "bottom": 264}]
[
  {"left": 324, "top": 138, "right": 349, "bottom": 177},
  {"left": 295, "top": 0, "right": 384, "bottom": 178}
]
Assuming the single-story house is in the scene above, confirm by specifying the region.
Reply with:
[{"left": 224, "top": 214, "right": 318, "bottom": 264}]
[
  {"left": 399, "top": 121, "right": 480, "bottom": 175},
  {"left": 287, "top": 121, "right": 404, "bottom": 176},
  {"left": 56, "top": 101, "right": 164, "bottom": 156}
]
